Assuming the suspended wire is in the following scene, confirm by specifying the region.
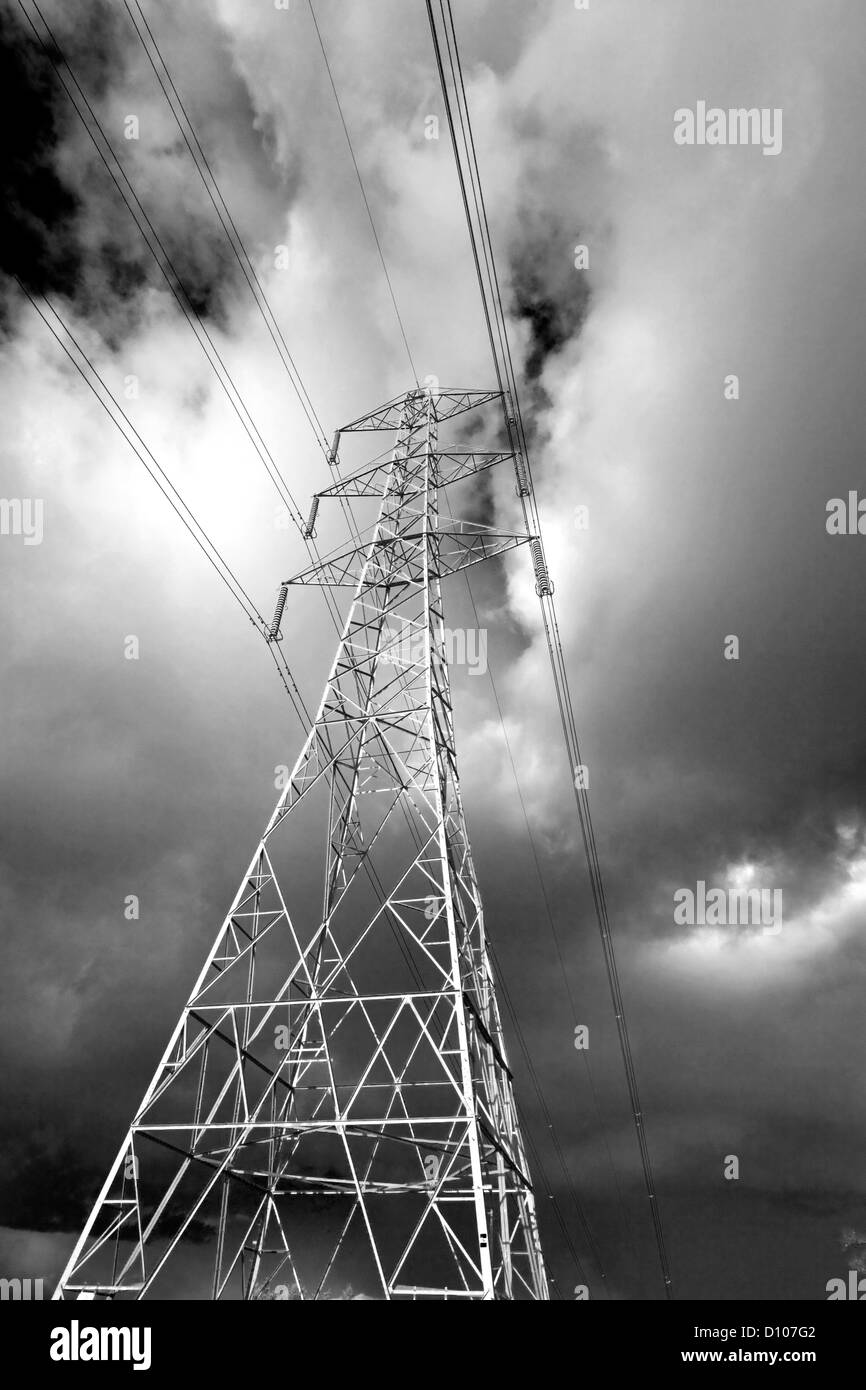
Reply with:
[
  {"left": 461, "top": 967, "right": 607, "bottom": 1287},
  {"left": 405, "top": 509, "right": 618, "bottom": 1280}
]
[
  {"left": 306, "top": 0, "right": 420, "bottom": 388},
  {"left": 486, "top": 936, "right": 609, "bottom": 1295},
  {"left": 440, "top": 0, "right": 675, "bottom": 1296},
  {"left": 291, "top": 0, "right": 606, "bottom": 1291},
  {"left": 15, "top": 278, "right": 313, "bottom": 732},
  {"left": 441, "top": 0, "right": 675, "bottom": 1296},
  {"left": 444, "top": 491, "right": 641, "bottom": 1287},
  {"left": 336, "top": 448, "right": 601, "bottom": 1293},
  {"left": 17, "top": 4, "right": 463, "bottom": 1204},
  {"left": 120, "top": 0, "right": 415, "bottom": 660},
  {"left": 26, "top": 279, "right": 587, "bottom": 1293},
  {"left": 120, "top": 0, "right": 395, "bottom": 574},
  {"left": 135, "top": 0, "right": 603, "bottom": 1288},
  {"left": 116, "top": 0, "right": 374, "bottom": 643},
  {"left": 20, "top": 4, "right": 430, "bottom": 1002},
  {"left": 122, "top": 0, "right": 331, "bottom": 460},
  {"left": 309, "top": 451, "right": 596, "bottom": 1292},
  {"left": 339, "top": 439, "right": 595, "bottom": 1298},
  {"left": 19, "top": 0, "right": 348, "bottom": 642},
  {"left": 512, "top": 1093, "right": 591, "bottom": 1295},
  {"left": 427, "top": 0, "right": 675, "bottom": 1298},
  {"left": 20, "top": 3, "right": 303, "bottom": 527},
  {"left": 434, "top": 486, "right": 615, "bottom": 1292},
  {"left": 20, "top": 0, "right": 599, "bottom": 1299},
  {"left": 15, "top": 0, "right": 362, "bottom": 735},
  {"left": 387, "top": 707, "right": 604, "bottom": 1294},
  {"left": 117, "top": 0, "right": 356, "bottom": 623}
]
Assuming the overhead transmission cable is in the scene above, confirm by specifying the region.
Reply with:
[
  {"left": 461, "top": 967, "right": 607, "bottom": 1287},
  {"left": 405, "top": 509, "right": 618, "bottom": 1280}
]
[
  {"left": 15, "top": 279, "right": 313, "bottom": 731},
  {"left": 20, "top": 0, "right": 602, "bottom": 1298},
  {"left": 20, "top": 0, "right": 346, "bottom": 640},
  {"left": 122, "top": 0, "right": 331, "bottom": 461},
  {"left": 17, "top": 4, "right": 443, "bottom": 993},
  {"left": 306, "top": 0, "right": 419, "bottom": 388},
  {"left": 26, "top": 278, "right": 594, "bottom": 1296},
  {"left": 20, "top": 1, "right": 306, "bottom": 528},
  {"left": 25, "top": 0, "right": 439, "bottom": 1039},
  {"left": 302, "top": 21, "right": 611, "bottom": 1288},
  {"left": 302, "top": 1, "right": 611, "bottom": 1288},
  {"left": 444, "top": 492, "right": 641, "bottom": 1289},
  {"left": 427, "top": 0, "right": 675, "bottom": 1299},
  {"left": 118, "top": 0, "right": 379, "bottom": 635},
  {"left": 14, "top": 276, "right": 441, "bottom": 1063},
  {"left": 20, "top": 1, "right": 439, "bottom": 1009},
  {"left": 288, "top": 1, "right": 613, "bottom": 1295}
]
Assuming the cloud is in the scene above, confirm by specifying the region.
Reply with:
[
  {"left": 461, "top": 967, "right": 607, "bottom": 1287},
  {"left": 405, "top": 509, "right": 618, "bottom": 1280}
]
[{"left": 3, "top": 0, "right": 866, "bottom": 1298}]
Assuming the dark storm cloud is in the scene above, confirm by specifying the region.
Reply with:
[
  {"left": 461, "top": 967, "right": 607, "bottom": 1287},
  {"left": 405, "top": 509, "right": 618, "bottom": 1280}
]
[
  {"left": 0, "top": 1133, "right": 212, "bottom": 1242},
  {"left": 510, "top": 217, "right": 591, "bottom": 384},
  {"left": 0, "top": 0, "right": 151, "bottom": 321},
  {"left": 1, "top": 0, "right": 285, "bottom": 337},
  {"left": 0, "top": 6, "right": 82, "bottom": 303},
  {"left": 0, "top": 1137, "right": 101, "bottom": 1233}
]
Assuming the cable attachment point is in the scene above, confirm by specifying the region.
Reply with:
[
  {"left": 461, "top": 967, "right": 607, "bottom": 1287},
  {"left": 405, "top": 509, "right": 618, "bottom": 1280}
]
[
  {"left": 303, "top": 495, "right": 320, "bottom": 539},
  {"left": 267, "top": 582, "right": 289, "bottom": 643},
  {"left": 513, "top": 449, "right": 531, "bottom": 498},
  {"left": 530, "top": 539, "right": 554, "bottom": 597}
]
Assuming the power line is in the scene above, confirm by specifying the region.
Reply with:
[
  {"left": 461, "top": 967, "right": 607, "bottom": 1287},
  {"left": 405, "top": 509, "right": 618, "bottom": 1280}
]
[
  {"left": 487, "top": 936, "right": 609, "bottom": 1295},
  {"left": 16, "top": 7, "right": 466, "bottom": 1049},
  {"left": 295, "top": 0, "right": 612, "bottom": 1290},
  {"left": 118, "top": 0, "right": 379, "bottom": 642},
  {"left": 427, "top": 0, "right": 675, "bottom": 1298},
  {"left": 19, "top": 0, "right": 606, "bottom": 1297},
  {"left": 449, "top": 520, "right": 643, "bottom": 1289},
  {"left": 306, "top": 0, "right": 420, "bottom": 388},
  {"left": 15, "top": 278, "right": 313, "bottom": 732},
  {"left": 122, "top": 0, "right": 331, "bottom": 460},
  {"left": 18, "top": 7, "right": 431, "bottom": 988},
  {"left": 121, "top": 0, "right": 400, "bottom": 578},
  {"left": 20, "top": 0, "right": 347, "bottom": 641},
  {"left": 19, "top": 3, "right": 303, "bottom": 522}
]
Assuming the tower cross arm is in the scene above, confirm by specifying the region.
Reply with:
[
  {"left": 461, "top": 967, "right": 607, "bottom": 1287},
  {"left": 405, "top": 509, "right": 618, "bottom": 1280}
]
[
  {"left": 284, "top": 524, "right": 537, "bottom": 588},
  {"left": 430, "top": 524, "right": 536, "bottom": 579},
  {"left": 314, "top": 450, "right": 517, "bottom": 501},
  {"left": 340, "top": 389, "right": 502, "bottom": 433}
]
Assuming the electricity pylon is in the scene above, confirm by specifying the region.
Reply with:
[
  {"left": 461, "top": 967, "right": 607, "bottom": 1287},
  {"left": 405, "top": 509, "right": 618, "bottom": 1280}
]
[{"left": 54, "top": 387, "right": 549, "bottom": 1301}]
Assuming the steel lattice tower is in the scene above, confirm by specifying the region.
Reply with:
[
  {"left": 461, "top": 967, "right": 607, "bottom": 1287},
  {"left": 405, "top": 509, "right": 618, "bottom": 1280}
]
[{"left": 54, "top": 387, "right": 549, "bottom": 1301}]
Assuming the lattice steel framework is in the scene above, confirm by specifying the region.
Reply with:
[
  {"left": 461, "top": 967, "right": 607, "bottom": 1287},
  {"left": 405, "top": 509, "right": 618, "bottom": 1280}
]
[{"left": 54, "top": 388, "right": 549, "bottom": 1301}]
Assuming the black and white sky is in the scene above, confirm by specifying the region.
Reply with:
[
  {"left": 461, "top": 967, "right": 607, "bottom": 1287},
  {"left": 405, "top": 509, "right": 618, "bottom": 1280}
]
[{"left": 2, "top": 0, "right": 866, "bottom": 1300}]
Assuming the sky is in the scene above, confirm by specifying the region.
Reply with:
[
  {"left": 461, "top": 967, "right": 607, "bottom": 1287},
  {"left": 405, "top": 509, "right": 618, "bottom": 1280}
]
[{"left": 2, "top": 0, "right": 866, "bottom": 1301}]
